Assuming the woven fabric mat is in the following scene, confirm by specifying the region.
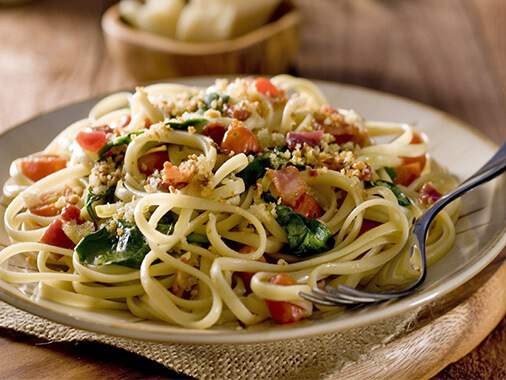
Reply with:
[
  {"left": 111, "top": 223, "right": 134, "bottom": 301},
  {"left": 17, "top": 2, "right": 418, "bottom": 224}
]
[{"left": 0, "top": 301, "right": 421, "bottom": 380}]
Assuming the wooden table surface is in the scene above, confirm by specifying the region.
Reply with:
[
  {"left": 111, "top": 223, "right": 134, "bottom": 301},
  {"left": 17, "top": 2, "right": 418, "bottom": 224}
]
[{"left": 0, "top": 0, "right": 505, "bottom": 378}]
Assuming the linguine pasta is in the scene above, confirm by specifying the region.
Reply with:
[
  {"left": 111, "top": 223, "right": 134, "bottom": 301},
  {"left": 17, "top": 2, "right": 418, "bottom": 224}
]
[{"left": 0, "top": 76, "right": 460, "bottom": 328}]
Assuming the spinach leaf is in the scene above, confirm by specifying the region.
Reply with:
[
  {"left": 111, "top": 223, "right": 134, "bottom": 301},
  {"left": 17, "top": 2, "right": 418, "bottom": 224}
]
[
  {"left": 165, "top": 118, "right": 208, "bottom": 130},
  {"left": 237, "top": 148, "right": 295, "bottom": 188},
  {"left": 275, "top": 205, "right": 334, "bottom": 257},
  {"left": 367, "top": 180, "right": 411, "bottom": 207},
  {"left": 156, "top": 211, "right": 177, "bottom": 234},
  {"left": 98, "top": 131, "right": 144, "bottom": 159},
  {"left": 187, "top": 233, "right": 209, "bottom": 246},
  {"left": 261, "top": 192, "right": 278, "bottom": 204},
  {"left": 75, "top": 221, "right": 149, "bottom": 268},
  {"left": 385, "top": 167, "right": 397, "bottom": 181},
  {"left": 237, "top": 155, "right": 271, "bottom": 187},
  {"left": 76, "top": 211, "right": 210, "bottom": 268},
  {"left": 155, "top": 211, "right": 209, "bottom": 246},
  {"left": 85, "top": 187, "right": 115, "bottom": 222},
  {"left": 202, "top": 92, "right": 230, "bottom": 112}
]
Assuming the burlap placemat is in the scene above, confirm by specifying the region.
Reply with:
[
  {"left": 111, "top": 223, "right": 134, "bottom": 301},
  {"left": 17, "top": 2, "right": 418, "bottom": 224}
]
[{"left": 0, "top": 300, "right": 421, "bottom": 379}]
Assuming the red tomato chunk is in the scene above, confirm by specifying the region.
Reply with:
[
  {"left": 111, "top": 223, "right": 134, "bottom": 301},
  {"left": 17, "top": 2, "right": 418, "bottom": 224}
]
[
  {"left": 138, "top": 151, "right": 168, "bottom": 176},
  {"left": 40, "top": 219, "right": 75, "bottom": 249},
  {"left": 76, "top": 129, "right": 108, "bottom": 152},
  {"left": 265, "top": 274, "right": 311, "bottom": 324},
  {"left": 255, "top": 77, "right": 283, "bottom": 98},
  {"left": 221, "top": 123, "right": 260, "bottom": 154},
  {"left": 20, "top": 154, "right": 67, "bottom": 182}
]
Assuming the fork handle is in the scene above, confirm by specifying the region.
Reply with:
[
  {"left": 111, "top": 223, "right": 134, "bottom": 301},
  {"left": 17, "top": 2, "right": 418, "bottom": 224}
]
[{"left": 417, "top": 142, "right": 506, "bottom": 232}]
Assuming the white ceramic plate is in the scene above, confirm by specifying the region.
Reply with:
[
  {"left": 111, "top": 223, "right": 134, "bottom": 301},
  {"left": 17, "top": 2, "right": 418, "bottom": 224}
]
[{"left": 0, "top": 78, "right": 504, "bottom": 344}]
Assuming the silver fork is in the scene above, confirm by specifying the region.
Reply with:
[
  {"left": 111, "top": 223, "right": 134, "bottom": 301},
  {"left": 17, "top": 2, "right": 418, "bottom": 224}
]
[{"left": 300, "top": 142, "right": 506, "bottom": 307}]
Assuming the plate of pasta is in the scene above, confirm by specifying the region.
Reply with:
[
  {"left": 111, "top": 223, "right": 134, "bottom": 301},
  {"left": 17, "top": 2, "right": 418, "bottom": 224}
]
[{"left": 0, "top": 76, "right": 504, "bottom": 344}]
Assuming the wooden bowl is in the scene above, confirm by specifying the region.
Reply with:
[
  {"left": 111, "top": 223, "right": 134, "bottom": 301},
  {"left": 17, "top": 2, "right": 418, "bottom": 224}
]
[{"left": 101, "top": 1, "right": 301, "bottom": 81}]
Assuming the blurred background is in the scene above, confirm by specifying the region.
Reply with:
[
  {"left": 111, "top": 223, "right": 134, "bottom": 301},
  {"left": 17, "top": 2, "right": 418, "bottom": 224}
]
[
  {"left": 0, "top": 0, "right": 505, "bottom": 378},
  {"left": 0, "top": 0, "right": 504, "bottom": 142}
]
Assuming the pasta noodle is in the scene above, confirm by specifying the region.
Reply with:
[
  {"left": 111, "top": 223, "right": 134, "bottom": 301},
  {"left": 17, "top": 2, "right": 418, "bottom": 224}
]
[{"left": 0, "top": 76, "right": 460, "bottom": 328}]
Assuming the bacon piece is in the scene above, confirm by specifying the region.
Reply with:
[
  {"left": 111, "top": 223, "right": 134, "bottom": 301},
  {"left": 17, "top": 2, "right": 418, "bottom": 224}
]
[
  {"left": 293, "top": 192, "right": 323, "bottom": 219},
  {"left": 419, "top": 182, "right": 442, "bottom": 207},
  {"left": 286, "top": 131, "right": 324, "bottom": 149},
  {"left": 202, "top": 122, "right": 227, "bottom": 145},
  {"left": 359, "top": 219, "right": 381, "bottom": 235},
  {"left": 138, "top": 151, "right": 168, "bottom": 176},
  {"left": 314, "top": 106, "right": 369, "bottom": 146},
  {"left": 270, "top": 166, "right": 308, "bottom": 207},
  {"left": 161, "top": 162, "right": 194, "bottom": 189},
  {"left": 270, "top": 166, "right": 322, "bottom": 218}
]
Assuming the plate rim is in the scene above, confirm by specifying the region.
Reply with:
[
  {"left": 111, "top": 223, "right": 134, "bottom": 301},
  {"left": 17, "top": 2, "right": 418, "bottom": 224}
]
[{"left": 0, "top": 78, "right": 504, "bottom": 345}]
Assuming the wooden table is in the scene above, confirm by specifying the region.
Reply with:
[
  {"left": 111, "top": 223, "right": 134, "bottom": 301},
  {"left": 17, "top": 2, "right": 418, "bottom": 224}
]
[{"left": 0, "top": 0, "right": 505, "bottom": 378}]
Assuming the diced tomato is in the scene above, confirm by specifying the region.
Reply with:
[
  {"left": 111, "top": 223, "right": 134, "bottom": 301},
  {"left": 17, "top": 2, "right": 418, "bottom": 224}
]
[
  {"left": 60, "top": 204, "right": 84, "bottom": 224},
  {"left": 29, "top": 203, "right": 60, "bottom": 217},
  {"left": 40, "top": 219, "right": 75, "bottom": 249},
  {"left": 20, "top": 154, "right": 67, "bottom": 182},
  {"left": 418, "top": 182, "right": 442, "bottom": 207},
  {"left": 394, "top": 162, "right": 423, "bottom": 186},
  {"left": 255, "top": 77, "right": 283, "bottom": 97},
  {"left": 409, "top": 133, "right": 424, "bottom": 145},
  {"left": 270, "top": 273, "right": 296, "bottom": 286},
  {"left": 270, "top": 166, "right": 307, "bottom": 207},
  {"left": 138, "top": 151, "right": 168, "bottom": 176},
  {"left": 76, "top": 129, "right": 108, "bottom": 152},
  {"left": 202, "top": 122, "right": 227, "bottom": 145},
  {"left": 221, "top": 123, "right": 260, "bottom": 154},
  {"left": 161, "top": 162, "right": 193, "bottom": 189},
  {"left": 395, "top": 133, "right": 427, "bottom": 186},
  {"left": 293, "top": 193, "right": 323, "bottom": 219},
  {"left": 359, "top": 219, "right": 381, "bottom": 235},
  {"left": 144, "top": 118, "right": 153, "bottom": 129},
  {"left": 286, "top": 131, "right": 324, "bottom": 149},
  {"left": 265, "top": 274, "right": 310, "bottom": 324}
]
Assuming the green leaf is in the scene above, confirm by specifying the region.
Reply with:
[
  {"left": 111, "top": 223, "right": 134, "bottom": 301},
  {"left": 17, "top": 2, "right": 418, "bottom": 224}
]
[
  {"left": 75, "top": 221, "right": 149, "bottom": 268},
  {"left": 385, "top": 167, "right": 397, "bottom": 181},
  {"left": 76, "top": 214, "right": 180, "bottom": 269},
  {"left": 98, "top": 131, "right": 144, "bottom": 159},
  {"left": 367, "top": 180, "right": 411, "bottom": 207},
  {"left": 261, "top": 192, "right": 277, "bottom": 203},
  {"left": 275, "top": 205, "right": 334, "bottom": 257},
  {"left": 237, "top": 155, "right": 271, "bottom": 187},
  {"left": 155, "top": 211, "right": 177, "bottom": 234},
  {"left": 202, "top": 92, "right": 230, "bottom": 111},
  {"left": 236, "top": 147, "right": 296, "bottom": 188},
  {"left": 85, "top": 187, "right": 115, "bottom": 222},
  {"left": 165, "top": 118, "right": 208, "bottom": 130},
  {"left": 187, "top": 233, "right": 209, "bottom": 246}
]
